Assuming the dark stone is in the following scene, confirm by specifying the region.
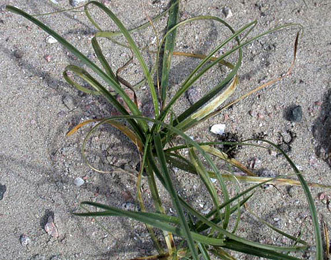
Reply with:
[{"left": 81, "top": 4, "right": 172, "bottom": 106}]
[
  {"left": 217, "top": 132, "right": 242, "bottom": 158},
  {"left": 0, "top": 184, "right": 6, "bottom": 200},
  {"left": 285, "top": 105, "right": 303, "bottom": 122},
  {"left": 13, "top": 50, "right": 24, "bottom": 59}
]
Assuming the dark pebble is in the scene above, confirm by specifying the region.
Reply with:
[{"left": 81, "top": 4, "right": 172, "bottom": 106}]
[
  {"left": 13, "top": 50, "right": 24, "bottom": 59},
  {"left": 286, "top": 105, "right": 303, "bottom": 122},
  {"left": 0, "top": 184, "right": 6, "bottom": 200}
]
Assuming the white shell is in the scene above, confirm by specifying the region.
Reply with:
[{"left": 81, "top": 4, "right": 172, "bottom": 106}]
[
  {"left": 46, "top": 35, "right": 58, "bottom": 44},
  {"left": 210, "top": 124, "right": 226, "bottom": 135}
]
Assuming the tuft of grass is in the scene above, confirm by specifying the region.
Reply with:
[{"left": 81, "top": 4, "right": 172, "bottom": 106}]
[{"left": 6, "top": 1, "right": 328, "bottom": 259}]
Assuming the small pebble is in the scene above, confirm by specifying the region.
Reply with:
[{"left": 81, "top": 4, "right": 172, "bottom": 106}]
[
  {"left": 268, "top": 150, "right": 277, "bottom": 157},
  {"left": 121, "top": 202, "right": 139, "bottom": 211},
  {"left": 0, "top": 184, "right": 6, "bottom": 200},
  {"left": 20, "top": 234, "right": 31, "bottom": 246},
  {"left": 49, "top": 0, "right": 59, "bottom": 4},
  {"left": 222, "top": 6, "right": 233, "bottom": 18},
  {"left": 46, "top": 35, "right": 58, "bottom": 44},
  {"left": 248, "top": 110, "right": 257, "bottom": 117},
  {"left": 62, "top": 95, "right": 75, "bottom": 110},
  {"left": 13, "top": 50, "right": 24, "bottom": 59},
  {"left": 287, "top": 105, "right": 302, "bottom": 122},
  {"left": 210, "top": 124, "right": 226, "bottom": 135},
  {"left": 44, "top": 55, "right": 51, "bottom": 62},
  {"left": 257, "top": 112, "right": 264, "bottom": 119},
  {"left": 101, "top": 0, "right": 112, "bottom": 5},
  {"left": 287, "top": 186, "right": 294, "bottom": 197},
  {"left": 186, "top": 87, "right": 202, "bottom": 105},
  {"left": 70, "top": 0, "right": 88, "bottom": 7},
  {"left": 74, "top": 177, "right": 84, "bottom": 187},
  {"left": 318, "top": 192, "right": 326, "bottom": 201},
  {"left": 44, "top": 216, "right": 59, "bottom": 238}
]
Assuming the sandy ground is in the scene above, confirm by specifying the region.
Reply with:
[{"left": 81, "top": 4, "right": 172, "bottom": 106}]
[{"left": 1, "top": 0, "right": 331, "bottom": 259}]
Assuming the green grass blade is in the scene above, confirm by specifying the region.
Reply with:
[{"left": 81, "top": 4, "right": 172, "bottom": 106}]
[
  {"left": 198, "top": 243, "right": 211, "bottom": 260},
  {"left": 160, "top": 0, "right": 179, "bottom": 107},
  {"left": 136, "top": 135, "right": 167, "bottom": 255},
  {"left": 223, "top": 239, "right": 303, "bottom": 260},
  {"left": 84, "top": 1, "right": 160, "bottom": 117},
  {"left": 76, "top": 211, "right": 179, "bottom": 225},
  {"left": 175, "top": 75, "right": 239, "bottom": 132},
  {"left": 210, "top": 248, "right": 236, "bottom": 260},
  {"left": 91, "top": 36, "right": 118, "bottom": 81},
  {"left": 153, "top": 133, "right": 199, "bottom": 260},
  {"left": 189, "top": 148, "right": 221, "bottom": 219},
  {"left": 63, "top": 66, "right": 100, "bottom": 95}
]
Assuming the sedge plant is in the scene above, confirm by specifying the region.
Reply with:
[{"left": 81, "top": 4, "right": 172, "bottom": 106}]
[{"left": 6, "top": 1, "right": 329, "bottom": 259}]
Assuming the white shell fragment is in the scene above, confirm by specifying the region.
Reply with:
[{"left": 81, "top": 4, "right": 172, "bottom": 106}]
[
  {"left": 222, "top": 7, "right": 233, "bottom": 18},
  {"left": 46, "top": 35, "right": 58, "bottom": 44},
  {"left": 210, "top": 124, "right": 226, "bottom": 135},
  {"left": 20, "top": 234, "right": 31, "bottom": 246},
  {"left": 74, "top": 177, "right": 85, "bottom": 187},
  {"left": 210, "top": 178, "right": 217, "bottom": 183}
]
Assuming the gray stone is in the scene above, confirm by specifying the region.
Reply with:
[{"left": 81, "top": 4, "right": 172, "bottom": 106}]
[
  {"left": 62, "top": 95, "right": 75, "bottom": 110},
  {"left": 288, "top": 105, "right": 303, "bottom": 122},
  {"left": 186, "top": 87, "right": 202, "bottom": 105}
]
